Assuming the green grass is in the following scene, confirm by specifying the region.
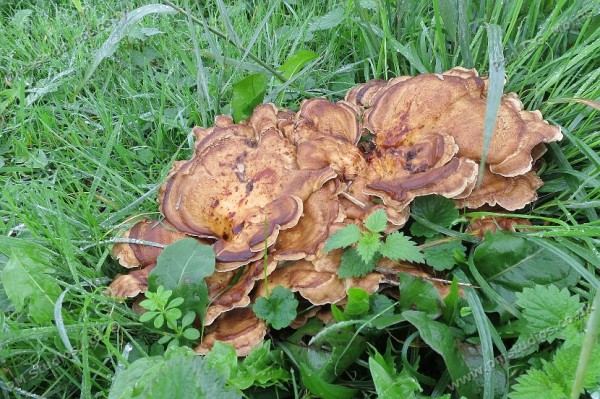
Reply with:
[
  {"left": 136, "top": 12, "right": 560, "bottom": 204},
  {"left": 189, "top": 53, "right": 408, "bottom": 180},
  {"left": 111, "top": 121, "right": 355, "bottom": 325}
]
[{"left": 0, "top": 0, "right": 599, "bottom": 397}]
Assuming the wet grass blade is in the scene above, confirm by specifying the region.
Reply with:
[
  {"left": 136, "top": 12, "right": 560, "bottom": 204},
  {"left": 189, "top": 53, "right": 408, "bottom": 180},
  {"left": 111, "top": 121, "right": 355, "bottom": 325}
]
[
  {"left": 477, "top": 24, "right": 505, "bottom": 188},
  {"left": 77, "top": 4, "right": 176, "bottom": 94}
]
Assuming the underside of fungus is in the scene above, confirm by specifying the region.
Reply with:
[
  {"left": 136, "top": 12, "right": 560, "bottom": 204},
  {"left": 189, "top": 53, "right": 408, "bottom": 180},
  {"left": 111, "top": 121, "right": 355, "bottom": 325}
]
[{"left": 107, "top": 67, "right": 562, "bottom": 355}]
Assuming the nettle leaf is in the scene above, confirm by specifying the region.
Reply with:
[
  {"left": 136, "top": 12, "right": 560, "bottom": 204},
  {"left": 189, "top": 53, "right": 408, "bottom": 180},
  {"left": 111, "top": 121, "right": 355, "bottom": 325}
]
[
  {"left": 509, "top": 336, "right": 600, "bottom": 398},
  {"left": 338, "top": 247, "right": 378, "bottom": 278},
  {"left": 515, "top": 285, "right": 583, "bottom": 343},
  {"left": 423, "top": 239, "right": 466, "bottom": 271},
  {"left": 379, "top": 232, "right": 424, "bottom": 263},
  {"left": 410, "top": 195, "right": 459, "bottom": 237},
  {"left": 108, "top": 346, "right": 239, "bottom": 399},
  {"left": 149, "top": 238, "right": 215, "bottom": 291},
  {"left": 364, "top": 209, "right": 388, "bottom": 233},
  {"left": 323, "top": 224, "right": 361, "bottom": 253},
  {"left": 232, "top": 73, "right": 269, "bottom": 122},
  {"left": 398, "top": 273, "right": 443, "bottom": 316},
  {"left": 279, "top": 49, "right": 318, "bottom": 79},
  {"left": 0, "top": 250, "right": 61, "bottom": 324},
  {"left": 473, "top": 231, "right": 580, "bottom": 314},
  {"left": 356, "top": 232, "right": 381, "bottom": 264},
  {"left": 253, "top": 285, "right": 298, "bottom": 329}
]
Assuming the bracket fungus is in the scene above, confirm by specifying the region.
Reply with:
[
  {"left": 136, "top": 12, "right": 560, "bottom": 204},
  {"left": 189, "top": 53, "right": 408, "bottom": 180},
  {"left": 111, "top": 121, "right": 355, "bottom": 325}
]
[{"left": 108, "top": 67, "right": 562, "bottom": 355}]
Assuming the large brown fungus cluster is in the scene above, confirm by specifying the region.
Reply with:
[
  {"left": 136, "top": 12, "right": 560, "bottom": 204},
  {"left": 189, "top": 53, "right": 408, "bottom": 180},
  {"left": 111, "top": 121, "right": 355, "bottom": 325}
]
[{"left": 108, "top": 67, "right": 562, "bottom": 355}]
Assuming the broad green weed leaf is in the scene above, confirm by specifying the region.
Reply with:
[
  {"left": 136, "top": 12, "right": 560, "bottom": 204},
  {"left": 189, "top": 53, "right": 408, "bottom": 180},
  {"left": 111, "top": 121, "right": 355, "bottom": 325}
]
[
  {"left": 279, "top": 50, "right": 319, "bottom": 79},
  {"left": 323, "top": 224, "right": 361, "bottom": 253},
  {"left": 423, "top": 239, "right": 466, "bottom": 270},
  {"left": 205, "top": 342, "right": 238, "bottom": 381},
  {"left": 284, "top": 325, "right": 367, "bottom": 382},
  {"left": 0, "top": 250, "right": 61, "bottom": 324},
  {"left": 232, "top": 73, "right": 268, "bottom": 122},
  {"left": 235, "top": 341, "right": 290, "bottom": 389},
  {"left": 402, "top": 311, "right": 479, "bottom": 398},
  {"left": 80, "top": 4, "right": 176, "bottom": 91},
  {"left": 473, "top": 232, "right": 580, "bottom": 314},
  {"left": 410, "top": 195, "right": 459, "bottom": 237},
  {"left": 515, "top": 285, "right": 583, "bottom": 343},
  {"left": 253, "top": 286, "right": 298, "bottom": 329},
  {"left": 149, "top": 238, "right": 215, "bottom": 291},
  {"left": 369, "top": 351, "right": 421, "bottom": 397},
  {"left": 379, "top": 232, "right": 424, "bottom": 263},
  {"left": 398, "top": 273, "right": 443, "bottom": 316},
  {"left": 364, "top": 209, "right": 387, "bottom": 233},
  {"left": 344, "top": 287, "right": 370, "bottom": 318},
  {"left": 299, "top": 364, "right": 358, "bottom": 399}
]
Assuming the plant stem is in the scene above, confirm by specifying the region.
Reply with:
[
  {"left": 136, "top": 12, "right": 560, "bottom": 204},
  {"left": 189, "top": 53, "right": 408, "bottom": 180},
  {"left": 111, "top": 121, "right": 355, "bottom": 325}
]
[{"left": 569, "top": 289, "right": 600, "bottom": 399}]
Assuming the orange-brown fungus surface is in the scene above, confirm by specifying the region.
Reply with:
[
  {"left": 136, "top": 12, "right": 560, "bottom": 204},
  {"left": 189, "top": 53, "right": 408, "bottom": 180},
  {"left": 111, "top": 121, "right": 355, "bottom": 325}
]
[{"left": 108, "top": 67, "right": 561, "bottom": 355}]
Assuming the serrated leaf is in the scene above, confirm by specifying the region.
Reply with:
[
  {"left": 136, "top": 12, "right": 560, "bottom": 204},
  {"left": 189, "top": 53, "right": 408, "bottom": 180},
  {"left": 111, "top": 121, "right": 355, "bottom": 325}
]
[
  {"left": 344, "top": 287, "right": 369, "bottom": 318},
  {"left": 279, "top": 50, "right": 318, "bottom": 79},
  {"left": 473, "top": 232, "right": 580, "bottom": 315},
  {"left": 108, "top": 346, "right": 239, "bottom": 399},
  {"left": 323, "top": 224, "right": 361, "bottom": 253},
  {"left": 515, "top": 285, "right": 583, "bottom": 343},
  {"left": 379, "top": 232, "right": 424, "bottom": 263},
  {"left": 509, "top": 369, "right": 565, "bottom": 399},
  {"left": 356, "top": 232, "right": 381, "bottom": 264},
  {"left": 232, "top": 73, "right": 268, "bottom": 122},
  {"left": 364, "top": 209, "right": 387, "bottom": 233},
  {"left": 338, "top": 248, "right": 377, "bottom": 278},
  {"left": 423, "top": 239, "right": 466, "bottom": 271},
  {"left": 509, "top": 338, "right": 600, "bottom": 398},
  {"left": 0, "top": 250, "right": 61, "bottom": 324},
  {"left": 253, "top": 286, "right": 298, "bottom": 329},
  {"left": 149, "top": 239, "right": 215, "bottom": 291},
  {"left": 410, "top": 195, "right": 459, "bottom": 237}
]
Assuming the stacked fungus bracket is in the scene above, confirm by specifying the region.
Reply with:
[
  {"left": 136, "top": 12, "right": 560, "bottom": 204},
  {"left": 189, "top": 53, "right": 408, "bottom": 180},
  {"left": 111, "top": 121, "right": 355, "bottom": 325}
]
[{"left": 108, "top": 67, "right": 562, "bottom": 356}]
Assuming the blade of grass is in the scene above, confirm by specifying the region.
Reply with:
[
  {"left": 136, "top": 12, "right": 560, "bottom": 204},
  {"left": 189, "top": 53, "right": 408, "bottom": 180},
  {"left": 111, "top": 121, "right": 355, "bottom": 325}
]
[
  {"left": 163, "top": 0, "right": 288, "bottom": 84},
  {"left": 77, "top": 4, "right": 177, "bottom": 94},
  {"left": 570, "top": 288, "right": 600, "bottom": 399},
  {"left": 477, "top": 23, "right": 505, "bottom": 188}
]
